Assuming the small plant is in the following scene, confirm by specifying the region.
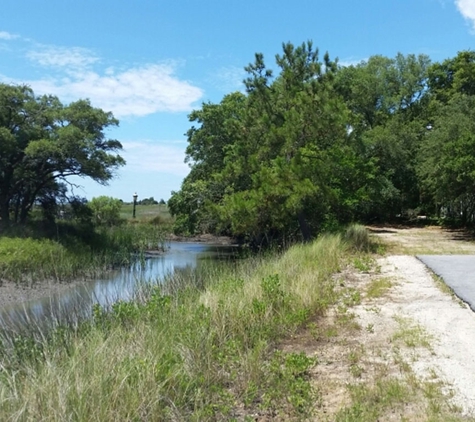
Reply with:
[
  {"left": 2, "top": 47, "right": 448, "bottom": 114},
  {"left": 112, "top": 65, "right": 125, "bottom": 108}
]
[
  {"left": 392, "top": 316, "right": 433, "bottom": 350},
  {"left": 342, "top": 287, "right": 362, "bottom": 307},
  {"left": 366, "top": 277, "right": 393, "bottom": 299},
  {"left": 353, "top": 256, "right": 374, "bottom": 272},
  {"left": 350, "top": 364, "right": 364, "bottom": 378}
]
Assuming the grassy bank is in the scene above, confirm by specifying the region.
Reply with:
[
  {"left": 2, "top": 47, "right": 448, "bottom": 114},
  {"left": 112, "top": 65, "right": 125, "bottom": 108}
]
[
  {"left": 0, "top": 221, "right": 168, "bottom": 285},
  {"left": 0, "top": 229, "right": 368, "bottom": 421}
]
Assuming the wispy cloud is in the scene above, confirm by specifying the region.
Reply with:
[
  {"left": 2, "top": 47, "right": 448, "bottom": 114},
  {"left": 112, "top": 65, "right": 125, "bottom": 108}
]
[
  {"left": 0, "top": 31, "right": 18, "bottom": 40},
  {"left": 455, "top": 0, "right": 475, "bottom": 31},
  {"left": 211, "top": 65, "right": 246, "bottom": 93},
  {"left": 121, "top": 140, "right": 189, "bottom": 176},
  {"left": 0, "top": 38, "right": 203, "bottom": 118},
  {"left": 338, "top": 57, "right": 367, "bottom": 67},
  {"left": 27, "top": 45, "right": 99, "bottom": 68}
]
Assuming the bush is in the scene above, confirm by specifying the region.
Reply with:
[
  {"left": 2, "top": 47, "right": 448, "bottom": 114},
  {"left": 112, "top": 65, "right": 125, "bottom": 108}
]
[{"left": 89, "top": 196, "right": 123, "bottom": 226}]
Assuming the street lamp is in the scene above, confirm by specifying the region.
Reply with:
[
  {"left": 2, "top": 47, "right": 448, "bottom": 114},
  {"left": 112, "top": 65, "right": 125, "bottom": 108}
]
[{"left": 132, "top": 192, "right": 138, "bottom": 218}]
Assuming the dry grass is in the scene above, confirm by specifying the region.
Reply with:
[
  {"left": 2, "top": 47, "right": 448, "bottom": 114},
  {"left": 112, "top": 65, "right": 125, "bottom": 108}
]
[{"left": 369, "top": 225, "right": 475, "bottom": 255}]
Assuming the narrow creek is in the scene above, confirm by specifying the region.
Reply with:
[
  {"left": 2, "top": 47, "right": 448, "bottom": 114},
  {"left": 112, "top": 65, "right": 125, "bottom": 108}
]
[{"left": 0, "top": 241, "right": 239, "bottom": 331}]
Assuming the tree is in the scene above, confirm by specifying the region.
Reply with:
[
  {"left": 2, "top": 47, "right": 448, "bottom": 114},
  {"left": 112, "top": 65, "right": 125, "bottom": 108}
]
[
  {"left": 418, "top": 94, "right": 475, "bottom": 223},
  {"left": 171, "top": 42, "right": 370, "bottom": 243},
  {"left": 0, "top": 84, "right": 125, "bottom": 225},
  {"left": 138, "top": 197, "right": 158, "bottom": 205},
  {"left": 169, "top": 92, "right": 248, "bottom": 235},
  {"left": 428, "top": 51, "right": 475, "bottom": 104},
  {"left": 335, "top": 53, "right": 431, "bottom": 219}
]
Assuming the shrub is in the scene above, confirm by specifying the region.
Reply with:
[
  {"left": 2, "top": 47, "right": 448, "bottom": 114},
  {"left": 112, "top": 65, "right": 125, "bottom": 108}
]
[{"left": 89, "top": 196, "right": 123, "bottom": 226}]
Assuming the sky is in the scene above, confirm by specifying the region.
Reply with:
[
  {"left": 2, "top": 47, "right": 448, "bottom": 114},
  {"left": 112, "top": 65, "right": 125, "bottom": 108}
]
[{"left": 0, "top": 0, "right": 474, "bottom": 203}]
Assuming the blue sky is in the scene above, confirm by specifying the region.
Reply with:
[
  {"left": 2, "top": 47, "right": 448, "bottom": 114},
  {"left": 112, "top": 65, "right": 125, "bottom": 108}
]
[{"left": 1, "top": 0, "right": 474, "bottom": 203}]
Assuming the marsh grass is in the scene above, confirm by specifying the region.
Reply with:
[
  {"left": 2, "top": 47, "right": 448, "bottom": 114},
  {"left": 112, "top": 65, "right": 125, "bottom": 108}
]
[
  {"left": 0, "top": 231, "right": 358, "bottom": 421},
  {"left": 0, "top": 222, "right": 167, "bottom": 285}
]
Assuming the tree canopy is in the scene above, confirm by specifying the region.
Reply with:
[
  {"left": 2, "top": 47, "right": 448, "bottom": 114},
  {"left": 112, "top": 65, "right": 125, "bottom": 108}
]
[
  {"left": 0, "top": 84, "right": 124, "bottom": 225},
  {"left": 169, "top": 45, "right": 475, "bottom": 243}
]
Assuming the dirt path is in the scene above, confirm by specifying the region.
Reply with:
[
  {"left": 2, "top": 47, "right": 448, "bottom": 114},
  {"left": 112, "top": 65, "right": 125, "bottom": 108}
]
[{"left": 282, "top": 226, "right": 475, "bottom": 420}]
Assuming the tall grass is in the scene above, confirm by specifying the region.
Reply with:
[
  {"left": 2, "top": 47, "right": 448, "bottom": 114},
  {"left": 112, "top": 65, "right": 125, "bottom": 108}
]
[
  {"left": 0, "top": 231, "right": 359, "bottom": 421},
  {"left": 0, "top": 221, "right": 168, "bottom": 285}
]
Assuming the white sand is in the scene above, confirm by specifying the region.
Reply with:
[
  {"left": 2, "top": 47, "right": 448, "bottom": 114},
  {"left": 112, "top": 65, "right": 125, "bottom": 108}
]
[{"left": 360, "top": 255, "right": 475, "bottom": 416}]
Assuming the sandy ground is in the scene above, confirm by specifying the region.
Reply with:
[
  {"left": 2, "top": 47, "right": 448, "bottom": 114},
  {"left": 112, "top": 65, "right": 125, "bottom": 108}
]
[
  {"left": 372, "top": 255, "right": 475, "bottom": 415},
  {"left": 281, "top": 226, "right": 475, "bottom": 420}
]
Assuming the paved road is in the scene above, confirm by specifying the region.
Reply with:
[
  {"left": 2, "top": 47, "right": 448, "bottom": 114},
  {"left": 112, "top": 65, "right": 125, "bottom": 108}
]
[{"left": 417, "top": 255, "right": 475, "bottom": 312}]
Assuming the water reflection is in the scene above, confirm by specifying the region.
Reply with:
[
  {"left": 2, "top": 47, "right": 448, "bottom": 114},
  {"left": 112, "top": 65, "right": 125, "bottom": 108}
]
[{"left": 0, "top": 242, "right": 238, "bottom": 330}]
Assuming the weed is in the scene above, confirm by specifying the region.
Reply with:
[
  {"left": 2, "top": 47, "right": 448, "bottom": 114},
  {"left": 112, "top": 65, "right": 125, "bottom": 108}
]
[
  {"left": 392, "top": 316, "right": 433, "bottom": 350},
  {"left": 352, "top": 256, "right": 374, "bottom": 272},
  {"left": 342, "top": 287, "right": 362, "bottom": 307},
  {"left": 349, "top": 364, "right": 364, "bottom": 378},
  {"left": 366, "top": 277, "right": 393, "bottom": 299}
]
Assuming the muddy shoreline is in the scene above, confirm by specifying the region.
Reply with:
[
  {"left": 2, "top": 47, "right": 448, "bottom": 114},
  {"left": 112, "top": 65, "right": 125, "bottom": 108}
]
[{"left": 0, "top": 278, "right": 87, "bottom": 309}]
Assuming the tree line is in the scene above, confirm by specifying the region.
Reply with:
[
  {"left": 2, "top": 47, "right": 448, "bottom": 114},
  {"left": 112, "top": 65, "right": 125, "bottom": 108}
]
[{"left": 169, "top": 42, "right": 475, "bottom": 245}]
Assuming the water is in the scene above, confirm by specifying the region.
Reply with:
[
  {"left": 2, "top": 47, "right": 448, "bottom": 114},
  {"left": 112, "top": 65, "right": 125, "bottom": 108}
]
[{"left": 0, "top": 241, "right": 239, "bottom": 331}]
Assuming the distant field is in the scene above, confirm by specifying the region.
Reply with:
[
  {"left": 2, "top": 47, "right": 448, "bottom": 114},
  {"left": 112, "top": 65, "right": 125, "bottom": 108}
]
[{"left": 120, "top": 203, "right": 173, "bottom": 223}]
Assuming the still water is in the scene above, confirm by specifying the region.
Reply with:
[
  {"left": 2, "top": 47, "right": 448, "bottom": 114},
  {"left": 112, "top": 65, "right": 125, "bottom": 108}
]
[{"left": 0, "top": 242, "right": 238, "bottom": 330}]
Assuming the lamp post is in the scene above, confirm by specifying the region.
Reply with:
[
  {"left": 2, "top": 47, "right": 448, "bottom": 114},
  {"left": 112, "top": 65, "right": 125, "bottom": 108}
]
[{"left": 132, "top": 192, "right": 138, "bottom": 219}]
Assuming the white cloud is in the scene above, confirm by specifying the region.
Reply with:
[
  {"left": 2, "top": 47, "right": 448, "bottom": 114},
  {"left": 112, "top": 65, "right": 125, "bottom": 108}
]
[
  {"left": 455, "top": 0, "right": 475, "bottom": 30},
  {"left": 0, "top": 31, "right": 18, "bottom": 40},
  {"left": 1, "top": 42, "right": 204, "bottom": 117},
  {"left": 27, "top": 45, "right": 99, "bottom": 68},
  {"left": 121, "top": 140, "right": 189, "bottom": 176}
]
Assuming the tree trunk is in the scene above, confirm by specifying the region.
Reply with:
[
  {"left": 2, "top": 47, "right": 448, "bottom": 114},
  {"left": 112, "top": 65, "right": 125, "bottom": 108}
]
[
  {"left": 297, "top": 211, "right": 312, "bottom": 242},
  {"left": 0, "top": 197, "right": 10, "bottom": 229}
]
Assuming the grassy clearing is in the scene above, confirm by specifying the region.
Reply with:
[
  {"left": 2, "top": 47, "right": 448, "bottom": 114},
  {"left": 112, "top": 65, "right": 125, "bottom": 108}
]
[
  {"left": 120, "top": 203, "right": 173, "bottom": 225},
  {"left": 374, "top": 225, "right": 475, "bottom": 255},
  {"left": 0, "top": 232, "right": 361, "bottom": 421}
]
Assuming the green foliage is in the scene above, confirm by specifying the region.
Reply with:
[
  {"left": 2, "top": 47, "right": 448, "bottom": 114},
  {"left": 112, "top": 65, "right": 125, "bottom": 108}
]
[
  {"left": 171, "top": 42, "right": 372, "bottom": 243},
  {"left": 0, "top": 83, "right": 124, "bottom": 226},
  {"left": 137, "top": 196, "right": 158, "bottom": 205},
  {"left": 418, "top": 94, "right": 475, "bottom": 223},
  {"left": 171, "top": 43, "right": 475, "bottom": 240},
  {"left": 89, "top": 196, "right": 123, "bottom": 226}
]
